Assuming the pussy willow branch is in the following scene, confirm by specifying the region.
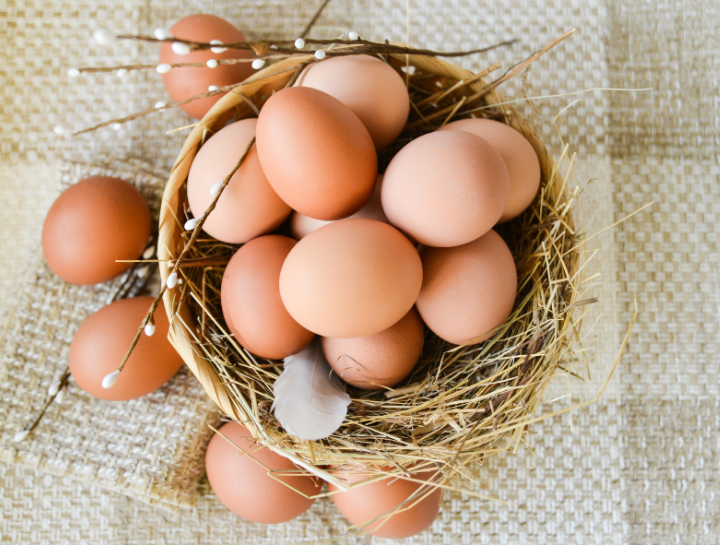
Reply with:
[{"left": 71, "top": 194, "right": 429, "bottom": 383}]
[
  {"left": 75, "top": 37, "right": 516, "bottom": 76},
  {"left": 116, "top": 34, "right": 516, "bottom": 58},
  {"left": 115, "top": 138, "right": 255, "bottom": 374},
  {"left": 17, "top": 367, "right": 71, "bottom": 437},
  {"left": 71, "top": 35, "right": 517, "bottom": 134},
  {"left": 299, "top": 0, "right": 333, "bottom": 39},
  {"left": 73, "top": 65, "right": 299, "bottom": 135},
  {"left": 75, "top": 54, "right": 294, "bottom": 74}
]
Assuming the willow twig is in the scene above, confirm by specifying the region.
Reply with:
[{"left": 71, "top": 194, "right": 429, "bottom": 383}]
[
  {"left": 73, "top": 66, "right": 299, "bottom": 135},
  {"left": 114, "top": 138, "right": 255, "bottom": 375},
  {"left": 14, "top": 367, "right": 71, "bottom": 441},
  {"left": 299, "top": 0, "right": 333, "bottom": 39},
  {"left": 116, "top": 34, "right": 516, "bottom": 59}
]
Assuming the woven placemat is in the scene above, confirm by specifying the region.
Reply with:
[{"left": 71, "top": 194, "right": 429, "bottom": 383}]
[
  {"left": 0, "top": 0, "right": 621, "bottom": 539},
  {"left": 0, "top": 161, "right": 218, "bottom": 511},
  {"left": 0, "top": 399, "right": 627, "bottom": 545},
  {"left": 3, "top": 0, "right": 719, "bottom": 543}
]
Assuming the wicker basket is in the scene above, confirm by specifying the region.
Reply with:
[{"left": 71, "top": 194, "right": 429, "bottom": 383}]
[{"left": 157, "top": 50, "right": 580, "bottom": 486}]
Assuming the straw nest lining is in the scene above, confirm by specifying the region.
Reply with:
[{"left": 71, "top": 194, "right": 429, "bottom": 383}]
[{"left": 158, "top": 46, "right": 587, "bottom": 488}]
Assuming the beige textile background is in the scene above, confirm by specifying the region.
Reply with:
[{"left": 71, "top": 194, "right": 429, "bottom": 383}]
[
  {"left": 0, "top": 161, "right": 224, "bottom": 511},
  {"left": 0, "top": 0, "right": 718, "bottom": 544}
]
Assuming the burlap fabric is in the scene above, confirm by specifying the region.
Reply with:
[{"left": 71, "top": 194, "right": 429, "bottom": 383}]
[
  {"left": 1, "top": 0, "right": 718, "bottom": 543},
  {"left": 0, "top": 161, "right": 220, "bottom": 510}
]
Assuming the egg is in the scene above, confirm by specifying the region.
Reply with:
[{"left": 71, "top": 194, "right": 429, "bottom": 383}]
[
  {"left": 416, "top": 230, "right": 517, "bottom": 345},
  {"left": 221, "top": 235, "right": 315, "bottom": 359},
  {"left": 288, "top": 212, "right": 329, "bottom": 243},
  {"left": 205, "top": 422, "right": 320, "bottom": 524},
  {"left": 280, "top": 219, "right": 422, "bottom": 338},
  {"left": 187, "top": 118, "right": 291, "bottom": 243},
  {"left": 290, "top": 174, "right": 388, "bottom": 240},
  {"left": 69, "top": 297, "right": 183, "bottom": 401},
  {"left": 159, "top": 14, "right": 254, "bottom": 120},
  {"left": 381, "top": 130, "right": 510, "bottom": 247},
  {"left": 295, "top": 54, "right": 410, "bottom": 150},
  {"left": 255, "top": 87, "right": 377, "bottom": 220},
  {"left": 440, "top": 118, "right": 541, "bottom": 222},
  {"left": 42, "top": 176, "right": 151, "bottom": 285},
  {"left": 328, "top": 467, "right": 442, "bottom": 538},
  {"left": 321, "top": 307, "right": 424, "bottom": 390}
]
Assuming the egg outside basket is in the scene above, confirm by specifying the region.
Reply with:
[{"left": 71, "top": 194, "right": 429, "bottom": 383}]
[{"left": 158, "top": 47, "right": 590, "bottom": 492}]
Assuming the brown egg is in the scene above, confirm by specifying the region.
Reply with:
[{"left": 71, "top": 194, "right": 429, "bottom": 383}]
[
  {"left": 295, "top": 55, "right": 410, "bottom": 150},
  {"left": 280, "top": 219, "right": 422, "bottom": 338},
  {"left": 187, "top": 118, "right": 291, "bottom": 243},
  {"left": 255, "top": 87, "right": 377, "bottom": 220},
  {"left": 42, "top": 176, "right": 151, "bottom": 285},
  {"left": 381, "top": 130, "right": 510, "bottom": 247},
  {"left": 440, "top": 118, "right": 541, "bottom": 222},
  {"left": 221, "top": 235, "right": 315, "bottom": 359},
  {"left": 321, "top": 307, "right": 424, "bottom": 390},
  {"left": 288, "top": 212, "right": 330, "bottom": 242},
  {"left": 159, "top": 14, "right": 254, "bottom": 120},
  {"left": 69, "top": 297, "right": 183, "bottom": 401},
  {"left": 205, "top": 422, "right": 319, "bottom": 524},
  {"left": 290, "top": 174, "right": 388, "bottom": 240},
  {"left": 416, "top": 230, "right": 517, "bottom": 345},
  {"left": 329, "top": 467, "right": 442, "bottom": 538}
]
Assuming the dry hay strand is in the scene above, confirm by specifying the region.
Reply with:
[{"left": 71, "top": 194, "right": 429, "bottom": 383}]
[{"left": 157, "top": 30, "right": 612, "bottom": 493}]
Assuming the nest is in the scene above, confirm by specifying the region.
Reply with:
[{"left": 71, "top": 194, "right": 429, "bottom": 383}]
[{"left": 157, "top": 40, "right": 589, "bottom": 489}]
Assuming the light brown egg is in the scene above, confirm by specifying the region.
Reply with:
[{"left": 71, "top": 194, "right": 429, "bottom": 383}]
[
  {"left": 221, "top": 235, "right": 314, "bottom": 360},
  {"left": 328, "top": 466, "right": 442, "bottom": 538},
  {"left": 159, "top": 14, "right": 254, "bottom": 120},
  {"left": 289, "top": 174, "right": 388, "bottom": 240},
  {"left": 255, "top": 87, "right": 377, "bottom": 220},
  {"left": 280, "top": 219, "right": 423, "bottom": 338},
  {"left": 69, "top": 297, "right": 183, "bottom": 401},
  {"left": 295, "top": 54, "right": 410, "bottom": 150},
  {"left": 440, "top": 118, "right": 541, "bottom": 222},
  {"left": 288, "top": 212, "right": 330, "bottom": 242},
  {"left": 187, "top": 118, "right": 291, "bottom": 243},
  {"left": 205, "top": 422, "right": 320, "bottom": 524},
  {"left": 42, "top": 176, "right": 151, "bottom": 285},
  {"left": 381, "top": 130, "right": 510, "bottom": 247},
  {"left": 416, "top": 230, "right": 517, "bottom": 345},
  {"left": 321, "top": 307, "right": 424, "bottom": 390}
]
